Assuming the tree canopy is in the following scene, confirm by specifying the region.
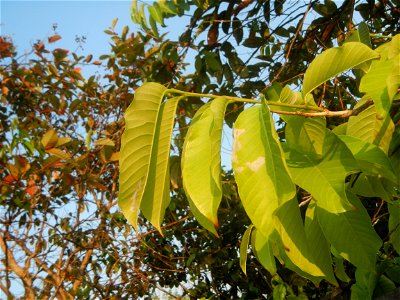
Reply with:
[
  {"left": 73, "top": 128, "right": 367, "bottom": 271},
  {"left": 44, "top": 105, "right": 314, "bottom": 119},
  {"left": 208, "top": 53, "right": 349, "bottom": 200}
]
[{"left": 1, "top": 1, "right": 400, "bottom": 299}]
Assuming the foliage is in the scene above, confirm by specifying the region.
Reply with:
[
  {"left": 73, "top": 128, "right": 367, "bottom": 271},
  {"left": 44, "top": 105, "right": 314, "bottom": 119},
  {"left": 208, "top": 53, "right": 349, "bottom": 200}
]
[
  {"left": 2, "top": 1, "right": 400, "bottom": 299},
  {"left": 120, "top": 0, "right": 400, "bottom": 298}
]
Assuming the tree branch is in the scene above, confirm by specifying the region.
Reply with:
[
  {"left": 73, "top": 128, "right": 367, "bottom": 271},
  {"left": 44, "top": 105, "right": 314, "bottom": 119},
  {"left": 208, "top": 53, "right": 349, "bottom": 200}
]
[{"left": 0, "top": 234, "right": 35, "bottom": 299}]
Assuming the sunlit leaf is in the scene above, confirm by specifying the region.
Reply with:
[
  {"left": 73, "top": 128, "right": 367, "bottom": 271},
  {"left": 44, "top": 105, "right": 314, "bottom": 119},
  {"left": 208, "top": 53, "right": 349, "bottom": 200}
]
[
  {"left": 302, "top": 42, "right": 379, "bottom": 97},
  {"left": 285, "top": 117, "right": 326, "bottom": 157},
  {"left": 251, "top": 228, "right": 277, "bottom": 275},
  {"left": 140, "top": 95, "right": 183, "bottom": 233},
  {"left": 119, "top": 82, "right": 167, "bottom": 230},
  {"left": 232, "top": 100, "right": 295, "bottom": 237},
  {"left": 347, "top": 105, "right": 395, "bottom": 154},
  {"left": 339, "top": 135, "right": 396, "bottom": 182},
  {"left": 285, "top": 130, "right": 357, "bottom": 213},
  {"left": 239, "top": 225, "right": 254, "bottom": 275},
  {"left": 359, "top": 58, "right": 397, "bottom": 119},
  {"left": 182, "top": 97, "right": 229, "bottom": 235},
  {"left": 274, "top": 200, "right": 325, "bottom": 277}
]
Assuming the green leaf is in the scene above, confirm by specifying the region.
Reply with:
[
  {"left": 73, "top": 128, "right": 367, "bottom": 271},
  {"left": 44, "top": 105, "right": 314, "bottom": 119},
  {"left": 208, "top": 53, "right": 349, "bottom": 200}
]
[
  {"left": 339, "top": 135, "right": 396, "bottom": 183},
  {"left": 305, "top": 202, "right": 337, "bottom": 285},
  {"left": 346, "top": 22, "right": 371, "bottom": 48},
  {"left": 285, "top": 130, "right": 357, "bottom": 213},
  {"left": 232, "top": 101, "right": 296, "bottom": 237},
  {"left": 359, "top": 58, "right": 397, "bottom": 119},
  {"left": 148, "top": 3, "right": 164, "bottom": 25},
  {"left": 118, "top": 82, "right": 167, "bottom": 230},
  {"left": 232, "top": 17, "right": 243, "bottom": 44},
  {"left": 350, "top": 268, "right": 378, "bottom": 300},
  {"left": 388, "top": 202, "right": 400, "bottom": 254},
  {"left": 374, "top": 275, "right": 397, "bottom": 299},
  {"left": 316, "top": 192, "right": 381, "bottom": 270},
  {"left": 274, "top": 199, "right": 325, "bottom": 277},
  {"left": 332, "top": 255, "right": 351, "bottom": 283},
  {"left": 182, "top": 97, "right": 229, "bottom": 235},
  {"left": 302, "top": 42, "right": 379, "bottom": 97},
  {"left": 251, "top": 228, "right": 277, "bottom": 275},
  {"left": 264, "top": 82, "right": 282, "bottom": 101},
  {"left": 240, "top": 225, "right": 254, "bottom": 275},
  {"left": 285, "top": 117, "right": 326, "bottom": 157},
  {"left": 349, "top": 174, "right": 393, "bottom": 203},
  {"left": 140, "top": 96, "right": 183, "bottom": 233},
  {"left": 347, "top": 105, "right": 395, "bottom": 154}
]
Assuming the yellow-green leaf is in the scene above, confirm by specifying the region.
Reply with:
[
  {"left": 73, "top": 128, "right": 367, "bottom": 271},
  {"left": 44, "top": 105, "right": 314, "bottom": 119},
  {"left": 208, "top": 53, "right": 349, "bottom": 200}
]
[
  {"left": 182, "top": 97, "right": 229, "bottom": 235},
  {"left": 232, "top": 100, "right": 295, "bottom": 237},
  {"left": 302, "top": 42, "right": 379, "bottom": 97},
  {"left": 239, "top": 225, "right": 254, "bottom": 275},
  {"left": 118, "top": 82, "right": 167, "bottom": 230},
  {"left": 41, "top": 129, "right": 59, "bottom": 150}
]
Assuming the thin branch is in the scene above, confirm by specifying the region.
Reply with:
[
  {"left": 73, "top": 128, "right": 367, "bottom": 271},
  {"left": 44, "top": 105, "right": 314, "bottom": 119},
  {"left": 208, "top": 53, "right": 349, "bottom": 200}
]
[{"left": 270, "top": 108, "right": 353, "bottom": 118}]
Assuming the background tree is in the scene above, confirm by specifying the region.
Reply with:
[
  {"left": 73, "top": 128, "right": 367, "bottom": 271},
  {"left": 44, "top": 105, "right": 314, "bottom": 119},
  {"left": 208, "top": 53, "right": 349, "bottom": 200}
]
[{"left": 1, "top": 0, "right": 400, "bottom": 299}]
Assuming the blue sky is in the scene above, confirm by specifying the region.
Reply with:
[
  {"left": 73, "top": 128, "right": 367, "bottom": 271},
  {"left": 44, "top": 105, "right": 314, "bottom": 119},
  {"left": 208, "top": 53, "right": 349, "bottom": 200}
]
[{"left": 1, "top": 1, "right": 140, "bottom": 57}]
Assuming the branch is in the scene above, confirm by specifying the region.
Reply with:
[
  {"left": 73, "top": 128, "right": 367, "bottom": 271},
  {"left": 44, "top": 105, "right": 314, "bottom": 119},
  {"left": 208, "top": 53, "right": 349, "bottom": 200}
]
[
  {"left": 270, "top": 108, "right": 353, "bottom": 118},
  {"left": 0, "top": 234, "right": 35, "bottom": 299}
]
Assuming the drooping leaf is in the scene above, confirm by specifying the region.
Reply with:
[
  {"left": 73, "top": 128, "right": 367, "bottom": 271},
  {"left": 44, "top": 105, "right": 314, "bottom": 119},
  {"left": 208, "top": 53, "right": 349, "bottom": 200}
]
[
  {"left": 232, "top": 101, "right": 296, "bottom": 237},
  {"left": 305, "top": 202, "right": 337, "bottom": 285},
  {"left": 240, "top": 225, "right": 254, "bottom": 275},
  {"left": 251, "top": 228, "right": 277, "bottom": 275},
  {"left": 285, "top": 130, "right": 357, "bottom": 213},
  {"left": 332, "top": 255, "right": 351, "bottom": 283},
  {"left": 182, "top": 97, "right": 229, "bottom": 235},
  {"left": 316, "top": 192, "right": 382, "bottom": 270},
  {"left": 302, "top": 42, "right": 379, "bottom": 97},
  {"left": 118, "top": 82, "right": 167, "bottom": 230},
  {"left": 347, "top": 104, "right": 395, "bottom": 154},
  {"left": 274, "top": 199, "right": 325, "bottom": 277},
  {"left": 350, "top": 268, "right": 378, "bottom": 300},
  {"left": 140, "top": 96, "right": 183, "bottom": 233}
]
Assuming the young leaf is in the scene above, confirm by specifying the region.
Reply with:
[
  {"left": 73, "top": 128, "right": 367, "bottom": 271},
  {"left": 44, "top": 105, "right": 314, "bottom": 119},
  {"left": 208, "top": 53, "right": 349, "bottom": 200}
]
[
  {"left": 232, "top": 100, "right": 296, "bottom": 237},
  {"left": 240, "top": 225, "right": 254, "bottom": 275},
  {"left": 316, "top": 192, "right": 382, "bottom": 271},
  {"left": 302, "top": 42, "right": 379, "bottom": 97},
  {"left": 285, "top": 130, "right": 357, "bottom": 213},
  {"left": 119, "top": 82, "right": 167, "bottom": 230},
  {"left": 148, "top": 2, "right": 165, "bottom": 25},
  {"left": 182, "top": 97, "right": 229, "bottom": 235}
]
